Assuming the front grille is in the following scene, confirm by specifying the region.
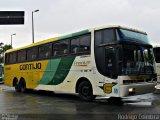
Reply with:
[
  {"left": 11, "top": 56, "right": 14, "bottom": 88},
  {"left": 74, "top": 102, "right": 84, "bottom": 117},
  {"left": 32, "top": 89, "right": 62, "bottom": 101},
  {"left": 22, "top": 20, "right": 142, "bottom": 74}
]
[{"left": 123, "top": 80, "right": 145, "bottom": 84}]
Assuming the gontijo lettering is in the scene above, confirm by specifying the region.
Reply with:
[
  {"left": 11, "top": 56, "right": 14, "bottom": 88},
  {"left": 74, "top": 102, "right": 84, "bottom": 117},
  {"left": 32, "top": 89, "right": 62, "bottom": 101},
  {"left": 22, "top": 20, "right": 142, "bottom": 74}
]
[{"left": 20, "top": 63, "right": 41, "bottom": 70}]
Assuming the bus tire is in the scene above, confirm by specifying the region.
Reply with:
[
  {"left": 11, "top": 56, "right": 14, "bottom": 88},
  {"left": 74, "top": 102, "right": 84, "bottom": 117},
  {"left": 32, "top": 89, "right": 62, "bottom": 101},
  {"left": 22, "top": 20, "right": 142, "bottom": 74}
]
[
  {"left": 19, "top": 79, "right": 26, "bottom": 93},
  {"left": 78, "top": 81, "right": 95, "bottom": 102},
  {"left": 13, "top": 78, "right": 20, "bottom": 92}
]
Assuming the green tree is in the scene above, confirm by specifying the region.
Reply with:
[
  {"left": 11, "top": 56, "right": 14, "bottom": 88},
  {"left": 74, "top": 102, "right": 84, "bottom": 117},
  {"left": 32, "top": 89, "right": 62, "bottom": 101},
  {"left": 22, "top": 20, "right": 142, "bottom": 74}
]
[{"left": 0, "top": 43, "right": 12, "bottom": 63}]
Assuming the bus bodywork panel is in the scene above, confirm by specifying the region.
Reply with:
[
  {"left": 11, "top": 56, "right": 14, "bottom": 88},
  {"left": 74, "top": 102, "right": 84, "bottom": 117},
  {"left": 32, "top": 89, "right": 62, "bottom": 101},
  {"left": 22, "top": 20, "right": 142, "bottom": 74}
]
[
  {"left": 4, "top": 55, "right": 108, "bottom": 96},
  {"left": 4, "top": 56, "right": 75, "bottom": 87},
  {"left": 118, "top": 76, "right": 156, "bottom": 97},
  {"left": 4, "top": 25, "right": 157, "bottom": 101},
  {"left": 4, "top": 60, "right": 48, "bottom": 88}
]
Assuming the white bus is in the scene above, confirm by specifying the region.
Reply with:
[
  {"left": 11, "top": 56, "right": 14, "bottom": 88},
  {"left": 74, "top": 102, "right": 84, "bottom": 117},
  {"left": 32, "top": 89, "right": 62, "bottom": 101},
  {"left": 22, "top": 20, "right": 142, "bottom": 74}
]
[
  {"left": 153, "top": 46, "right": 160, "bottom": 89},
  {"left": 4, "top": 25, "right": 157, "bottom": 101}
]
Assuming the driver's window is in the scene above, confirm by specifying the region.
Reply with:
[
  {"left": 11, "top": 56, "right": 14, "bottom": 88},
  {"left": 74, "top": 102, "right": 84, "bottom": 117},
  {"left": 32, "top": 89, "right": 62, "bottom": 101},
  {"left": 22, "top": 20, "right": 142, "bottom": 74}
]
[{"left": 105, "top": 48, "right": 117, "bottom": 79}]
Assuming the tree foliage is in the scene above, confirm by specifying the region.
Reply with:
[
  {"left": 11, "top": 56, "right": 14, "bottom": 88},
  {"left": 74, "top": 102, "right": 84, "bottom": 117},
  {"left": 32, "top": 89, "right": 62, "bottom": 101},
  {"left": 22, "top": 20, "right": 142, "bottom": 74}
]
[{"left": 0, "top": 42, "right": 12, "bottom": 63}]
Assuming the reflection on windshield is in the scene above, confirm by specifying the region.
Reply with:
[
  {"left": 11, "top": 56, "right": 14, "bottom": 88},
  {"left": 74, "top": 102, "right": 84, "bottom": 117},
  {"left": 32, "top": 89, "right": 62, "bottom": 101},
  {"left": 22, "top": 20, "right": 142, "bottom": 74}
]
[
  {"left": 117, "top": 29, "right": 149, "bottom": 44},
  {"left": 120, "top": 45, "right": 154, "bottom": 75}
]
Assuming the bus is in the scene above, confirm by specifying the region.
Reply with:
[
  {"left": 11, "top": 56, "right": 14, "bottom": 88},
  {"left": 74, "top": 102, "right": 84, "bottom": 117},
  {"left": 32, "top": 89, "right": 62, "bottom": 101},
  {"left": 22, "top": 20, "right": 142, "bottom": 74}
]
[
  {"left": 153, "top": 46, "right": 160, "bottom": 89},
  {"left": 4, "top": 25, "right": 157, "bottom": 101},
  {"left": 0, "top": 63, "right": 4, "bottom": 83}
]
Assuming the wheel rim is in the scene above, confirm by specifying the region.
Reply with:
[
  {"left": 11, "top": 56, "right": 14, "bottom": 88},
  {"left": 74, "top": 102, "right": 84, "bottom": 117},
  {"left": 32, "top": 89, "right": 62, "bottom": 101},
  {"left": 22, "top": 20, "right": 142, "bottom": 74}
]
[
  {"left": 20, "top": 82, "right": 26, "bottom": 92},
  {"left": 21, "top": 84, "right": 24, "bottom": 91},
  {"left": 81, "top": 85, "right": 91, "bottom": 97},
  {"left": 15, "top": 82, "right": 18, "bottom": 89}
]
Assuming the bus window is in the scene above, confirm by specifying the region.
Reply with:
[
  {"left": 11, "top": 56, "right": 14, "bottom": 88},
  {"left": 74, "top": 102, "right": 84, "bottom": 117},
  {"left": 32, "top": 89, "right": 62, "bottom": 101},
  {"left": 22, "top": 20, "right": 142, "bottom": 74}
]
[
  {"left": 95, "top": 29, "right": 115, "bottom": 46},
  {"left": 105, "top": 47, "right": 117, "bottom": 79},
  {"left": 71, "top": 34, "right": 91, "bottom": 54},
  {"left": 9, "top": 52, "right": 17, "bottom": 63},
  {"left": 71, "top": 38, "right": 79, "bottom": 54},
  {"left": 17, "top": 50, "right": 26, "bottom": 62},
  {"left": 27, "top": 47, "right": 38, "bottom": 61},
  {"left": 5, "top": 53, "right": 10, "bottom": 64},
  {"left": 154, "top": 47, "right": 160, "bottom": 63},
  {"left": 39, "top": 44, "right": 52, "bottom": 59},
  {"left": 103, "top": 29, "right": 115, "bottom": 44},
  {"left": 79, "top": 34, "right": 91, "bottom": 53},
  {"left": 53, "top": 40, "right": 69, "bottom": 56}
]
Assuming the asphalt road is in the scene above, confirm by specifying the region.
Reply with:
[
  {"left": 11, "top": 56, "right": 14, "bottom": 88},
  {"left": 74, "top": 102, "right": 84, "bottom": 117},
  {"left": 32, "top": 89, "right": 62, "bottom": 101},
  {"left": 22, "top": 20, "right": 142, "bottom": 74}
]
[{"left": 0, "top": 84, "right": 160, "bottom": 120}]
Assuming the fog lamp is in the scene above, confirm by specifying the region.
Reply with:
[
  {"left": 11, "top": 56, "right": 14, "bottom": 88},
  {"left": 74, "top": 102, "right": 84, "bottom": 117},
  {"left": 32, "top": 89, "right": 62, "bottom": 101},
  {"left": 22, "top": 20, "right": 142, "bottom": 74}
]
[
  {"left": 155, "top": 86, "right": 157, "bottom": 89},
  {"left": 129, "top": 88, "right": 134, "bottom": 92}
]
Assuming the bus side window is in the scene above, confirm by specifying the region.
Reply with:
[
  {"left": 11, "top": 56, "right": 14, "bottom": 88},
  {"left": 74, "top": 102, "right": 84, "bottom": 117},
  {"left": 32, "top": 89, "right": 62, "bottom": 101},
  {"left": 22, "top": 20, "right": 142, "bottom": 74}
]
[
  {"left": 105, "top": 47, "right": 117, "bottom": 79},
  {"left": 17, "top": 50, "right": 26, "bottom": 62},
  {"left": 27, "top": 47, "right": 38, "bottom": 61},
  {"left": 52, "top": 40, "right": 69, "bottom": 57},
  {"left": 71, "top": 38, "right": 79, "bottom": 54},
  {"left": 71, "top": 34, "right": 91, "bottom": 54},
  {"left": 154, "top": 47, "right": 160, "bottom": 63},
  {"left": 5, "top": 53, "right": 10, "bottom": 64},
  {"left": 39, "top": 44, "right": 52, "bottom": 59},
  {"left": 79, "top": 34, "right": 91, "bottom": 53},
  {"left": 9, "top": 52, "right": 17, "bottom": 64}
]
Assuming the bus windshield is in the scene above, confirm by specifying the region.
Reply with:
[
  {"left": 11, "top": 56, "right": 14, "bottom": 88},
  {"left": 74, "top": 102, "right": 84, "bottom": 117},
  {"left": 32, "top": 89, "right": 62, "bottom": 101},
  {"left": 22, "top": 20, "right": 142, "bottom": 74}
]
[
  {"left": 116, "top": 29, "right": 149, "bottom": 44},
  {"left": 119, "top": 45, "right": 155, "bottom": 75}
]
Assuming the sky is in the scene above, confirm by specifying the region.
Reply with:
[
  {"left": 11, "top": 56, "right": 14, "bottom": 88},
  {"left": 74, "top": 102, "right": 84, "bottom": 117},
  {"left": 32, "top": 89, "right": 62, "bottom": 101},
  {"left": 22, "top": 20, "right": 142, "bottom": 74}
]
[{"left": 0, "top": 0, "right": 160, "bottom": 48}]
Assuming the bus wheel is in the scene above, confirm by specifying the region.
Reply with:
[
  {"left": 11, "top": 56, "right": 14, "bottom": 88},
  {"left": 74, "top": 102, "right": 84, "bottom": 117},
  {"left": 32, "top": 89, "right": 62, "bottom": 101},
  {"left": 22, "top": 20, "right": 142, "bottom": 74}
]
[
  {"left": 13, "top": 79, "right": 20, "bottom": 92},
  {"left": 19, "top": 80, "right": 26, "bottom": 93},
  {"left": 78, "top": 81, "right": 95, "bottom": 101},
  {"left": 15, "top": 83, "right": 20, "bottom": 92}
]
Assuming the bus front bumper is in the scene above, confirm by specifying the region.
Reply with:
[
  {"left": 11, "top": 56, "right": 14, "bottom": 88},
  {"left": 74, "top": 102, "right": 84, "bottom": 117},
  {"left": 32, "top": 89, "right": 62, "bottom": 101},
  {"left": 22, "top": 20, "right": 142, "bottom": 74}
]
[{"left": 119, "top": 82, "right": 156, "bottom": 97}]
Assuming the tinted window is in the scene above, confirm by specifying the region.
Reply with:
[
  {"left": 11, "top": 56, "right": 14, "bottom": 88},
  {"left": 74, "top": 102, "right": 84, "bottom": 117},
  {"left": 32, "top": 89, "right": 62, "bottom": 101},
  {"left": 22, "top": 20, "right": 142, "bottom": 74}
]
[
  {"left": 5, "top": 54, "right": 9, "bottom": 64},
  {"left": 103, "top": 29, "right": 115, "bottom": 44},
  {"left": 71, "top": 38, "right": 79, "bottom": 54},
  {"left": 153, "top": 47, "right": 160, "bottom": 63},
  {"left": 95, "top": 29, "right": 115, "bottom": 46},
  {"left": 27, "top": 47, "right": 38, "bottom": 60},
  {"left": 80, "top": 35, "right": 91, "bottom": 52},
  {"left": 53, "top": 40, "right": 69, "bottom": 56},
  {"left": 17, "top": 50, "right": 26, "bottom": 62},
  {"left": 9, "top": 52, "right": 17, "bottom": 63},
  {"left": 95, "top": 31, "right": 102, "bottom": 46},
  {"left": 71, "top": 34, "right": 91, "bottom": 54},
  {"left": 116, "top": 29, "right": 149, "bottom": 44},
  {"left": 39, "top": 44, "right": 52, "bottom": 59},
  {"left": 94, "top": 29, "right": 116, "bottom": 78}
]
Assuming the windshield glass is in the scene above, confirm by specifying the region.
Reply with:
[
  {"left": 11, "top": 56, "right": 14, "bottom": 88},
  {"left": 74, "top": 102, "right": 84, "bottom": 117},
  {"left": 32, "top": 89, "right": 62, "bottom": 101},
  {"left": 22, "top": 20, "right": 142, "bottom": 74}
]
[
  {"left": 116, "top": 29, "right": 149, "bottom": 44},
  {"left": 119, "top": 45, "right": 155, "bottom": 75}
]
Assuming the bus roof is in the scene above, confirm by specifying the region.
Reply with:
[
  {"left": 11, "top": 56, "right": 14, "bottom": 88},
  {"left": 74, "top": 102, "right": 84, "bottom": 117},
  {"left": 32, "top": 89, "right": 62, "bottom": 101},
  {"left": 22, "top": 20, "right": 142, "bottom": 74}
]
[
  {"left": 5, "top": 29, "right": 89, "bottom": 53},
  {"left": 5, "top": 25, "right": 147, "bottom": 53},
  {"left": 153, "top": 45, "right": 160, "bottom": 48},
  {"left": 94, "top": 25, "right": 147, "bottom": 35}
]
